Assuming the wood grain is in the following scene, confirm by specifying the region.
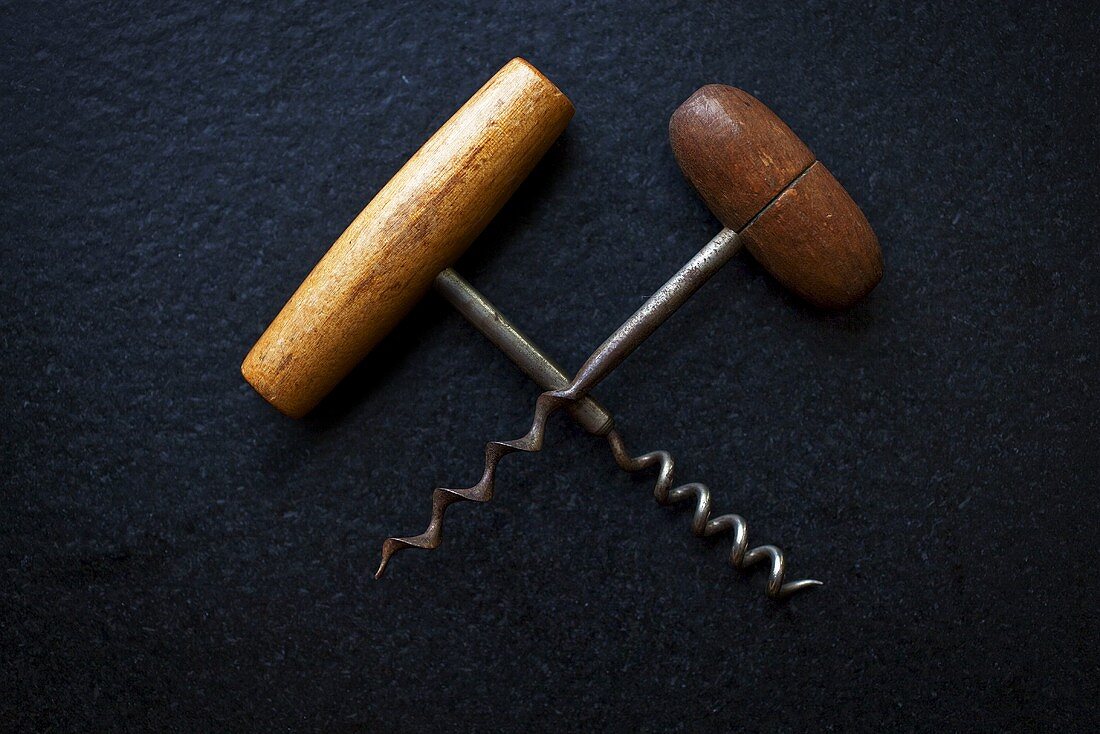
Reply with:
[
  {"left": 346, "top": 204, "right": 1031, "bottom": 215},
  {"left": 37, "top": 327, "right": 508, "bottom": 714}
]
[
  {"left": 242, "top": 58, "right": 574, "bottom": 418},
  {"left": 669, "top": 84, "right": 813, "bottom": 231},
  {"left": 741, "top": 162, "right": 882, "bottom": 309},
  {"left": 670, "top": 84, "right": 881, "bottom": 309}
]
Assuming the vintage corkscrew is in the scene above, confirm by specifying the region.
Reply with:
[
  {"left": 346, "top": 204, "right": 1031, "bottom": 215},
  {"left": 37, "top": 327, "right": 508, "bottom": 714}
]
[{"left": 243, "top": 59, "right": 882, "bottom": 599}]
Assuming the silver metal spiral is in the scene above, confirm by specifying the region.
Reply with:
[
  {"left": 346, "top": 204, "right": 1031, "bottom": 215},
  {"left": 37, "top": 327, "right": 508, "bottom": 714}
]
[
  {"left": 375, "top": 385, "right": 820, "bottom": 600},
  {"left": 605, "top": 430, "right": 822, "bottom": 599}
]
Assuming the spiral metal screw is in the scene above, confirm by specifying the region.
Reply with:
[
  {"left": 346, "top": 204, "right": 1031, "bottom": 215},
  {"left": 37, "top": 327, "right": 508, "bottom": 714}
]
[
  {"left": 377, "top": 230, "right": 820, "bottom": 598},
  {"left": 605, "top": 431, "right": 821, "bottom": 599}
]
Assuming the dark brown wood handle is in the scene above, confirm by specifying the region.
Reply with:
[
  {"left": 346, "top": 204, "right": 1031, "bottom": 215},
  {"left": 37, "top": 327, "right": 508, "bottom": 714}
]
[
  {"left": 242, "top": 59, "right": 574, "bottom": 418},
  {"left": 670, "top": 84, "right": 882, "bottom": 309}
]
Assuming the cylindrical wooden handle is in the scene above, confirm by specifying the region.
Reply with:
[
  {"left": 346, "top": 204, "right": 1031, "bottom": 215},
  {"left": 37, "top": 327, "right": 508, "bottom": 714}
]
[
  {"left": 242, "top": 58, "right": 574, "bottom": 418},
  {"left": 670, "top": 85, "right": 882, "bottom": 309}
]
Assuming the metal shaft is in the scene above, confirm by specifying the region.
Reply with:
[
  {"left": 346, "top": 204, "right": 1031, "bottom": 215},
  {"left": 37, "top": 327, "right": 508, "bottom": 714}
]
[
  {"left": 385, "top": 228, "right": 819, "bottom": 598},
  {"left": 435, "top": 228, "right": 741, "bottom": 420},
  {"left": 432, "top": 268, "right": 615, "bottom": 435},
  {"left": 566, "top": 228, "right": 742, "bottom": 397}
]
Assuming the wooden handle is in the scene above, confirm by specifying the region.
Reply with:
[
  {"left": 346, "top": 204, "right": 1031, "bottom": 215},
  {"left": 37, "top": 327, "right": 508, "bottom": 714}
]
[
  {"left": 670, "top": 85, "right": 882, "bottom": 309},
  {"left": 242, "top": 58, "right": 574, "bottom": 418}
]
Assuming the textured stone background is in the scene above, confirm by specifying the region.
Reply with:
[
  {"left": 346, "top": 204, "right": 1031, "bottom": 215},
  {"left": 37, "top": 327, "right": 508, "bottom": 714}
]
[{"left": 2, "top": 1, "right": 1097, "bottom": 730}]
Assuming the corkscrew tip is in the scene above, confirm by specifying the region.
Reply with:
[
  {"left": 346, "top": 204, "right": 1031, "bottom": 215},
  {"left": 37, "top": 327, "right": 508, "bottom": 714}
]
[
  {"left": 376, "top": 536, "right": 420, "bottom": 579},
  {"left": 774, "top": 578, "right": 824, "bottom": 599}
]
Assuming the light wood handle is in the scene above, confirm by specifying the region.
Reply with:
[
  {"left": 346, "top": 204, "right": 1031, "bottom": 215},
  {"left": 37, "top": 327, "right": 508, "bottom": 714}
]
[{"left": 242, "top": 58, "right": 574, "bottom": 418}]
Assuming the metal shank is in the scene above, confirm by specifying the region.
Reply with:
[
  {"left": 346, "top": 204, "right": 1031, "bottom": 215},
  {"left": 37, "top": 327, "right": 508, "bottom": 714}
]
[
  {"left": 382, "top": 228, "right": 821, "bottom": 598},
  {"left": 567, "top": 228, "right": 742, "bottom": 397},
  {"left": 433, "top": 268, "right": 614, "bottom": 436}
]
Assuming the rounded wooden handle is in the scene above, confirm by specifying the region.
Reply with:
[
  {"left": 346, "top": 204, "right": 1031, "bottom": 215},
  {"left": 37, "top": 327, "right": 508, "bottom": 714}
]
[
  {"left": 243, "top": 58, "right": 574, "bottom": 418},
  {"left": 670, "top": 85, "right": 882, "bottom": 309}
]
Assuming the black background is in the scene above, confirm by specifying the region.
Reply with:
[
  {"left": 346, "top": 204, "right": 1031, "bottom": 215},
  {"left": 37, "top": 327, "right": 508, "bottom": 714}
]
[{"left": 3, "top": 1, "right": 1098, "bottom": 730}]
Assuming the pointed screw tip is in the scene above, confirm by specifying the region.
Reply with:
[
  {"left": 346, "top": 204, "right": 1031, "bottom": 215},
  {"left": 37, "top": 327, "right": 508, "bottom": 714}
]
[
  {"left": 374, "top": 556, "right": 390, "bottom": 580},
  {"left": 775, "top": 579, "right": 824, "bottom": 600}
]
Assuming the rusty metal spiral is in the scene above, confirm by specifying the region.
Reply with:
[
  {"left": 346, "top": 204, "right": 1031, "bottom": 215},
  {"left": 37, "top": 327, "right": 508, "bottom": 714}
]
[
  {"left": 375, "top": 386, "right": 820, "bottom": 600},
  {"left": 375, "top": 389, "right": 571, "bottom": 579}
]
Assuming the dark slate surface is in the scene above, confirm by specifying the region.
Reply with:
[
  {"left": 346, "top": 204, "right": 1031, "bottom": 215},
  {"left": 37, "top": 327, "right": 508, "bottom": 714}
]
[{"left": 2, "top": 1, "right": 1097, "bottom": 730}]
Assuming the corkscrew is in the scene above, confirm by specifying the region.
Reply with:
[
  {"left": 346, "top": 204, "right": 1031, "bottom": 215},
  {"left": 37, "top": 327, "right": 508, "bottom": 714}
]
[{"left": 242, "top": 60, "right": 882, "bottom": 599}]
